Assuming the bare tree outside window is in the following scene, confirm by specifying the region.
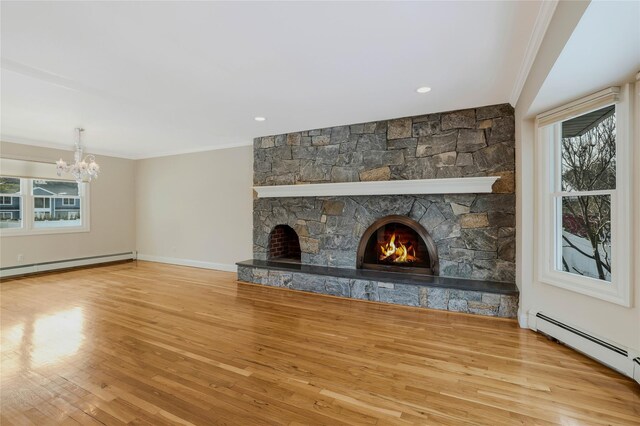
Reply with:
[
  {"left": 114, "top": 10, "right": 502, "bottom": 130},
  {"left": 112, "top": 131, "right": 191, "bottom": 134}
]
[{"left": 560, "top": 106, "right": 615, "bottom": 281}]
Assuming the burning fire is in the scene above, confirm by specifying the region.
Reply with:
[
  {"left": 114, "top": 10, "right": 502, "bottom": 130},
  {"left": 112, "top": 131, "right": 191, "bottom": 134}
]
[{"left": 379, "top": 233, "right": 419, "bottom": 263}]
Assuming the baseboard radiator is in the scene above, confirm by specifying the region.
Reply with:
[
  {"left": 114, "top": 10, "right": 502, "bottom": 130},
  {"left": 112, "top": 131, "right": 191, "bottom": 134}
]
[
  {"left": 534, "top": 312, "right": 638, "bottom": 382},
  {"left": 0, "top": 252, "right": 135, "bottom": 279}
]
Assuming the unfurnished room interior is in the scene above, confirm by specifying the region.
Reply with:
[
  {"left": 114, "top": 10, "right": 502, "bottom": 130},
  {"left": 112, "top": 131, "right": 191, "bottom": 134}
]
[{"left": 1, "top": 1, "right": 639, "bottom": 425}]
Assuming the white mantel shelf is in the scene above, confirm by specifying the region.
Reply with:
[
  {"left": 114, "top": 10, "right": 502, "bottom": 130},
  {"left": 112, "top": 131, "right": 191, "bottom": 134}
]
[{"left": 253, "top": 176, "right": 499, "bottom": 198}]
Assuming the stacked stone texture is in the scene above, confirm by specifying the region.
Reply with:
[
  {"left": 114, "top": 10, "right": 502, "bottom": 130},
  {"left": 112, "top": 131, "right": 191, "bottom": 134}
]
[
  {"left": 255, "top": 104, "right": 515, "bottom": 186},
  {"left": 237, "top": 266, "right": 518, "bottom": 318},
  {"left": 253, "top": 104, "right": 516, "bottom": 283}
]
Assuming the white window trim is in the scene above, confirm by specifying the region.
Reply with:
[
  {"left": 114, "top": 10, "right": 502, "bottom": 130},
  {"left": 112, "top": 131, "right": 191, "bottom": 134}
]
[
  {"left": 535, "top": 85, "right": 633, "bottom": 307},
  {"left": 0, "top": 179, "right": 90, "bottom": 237}
]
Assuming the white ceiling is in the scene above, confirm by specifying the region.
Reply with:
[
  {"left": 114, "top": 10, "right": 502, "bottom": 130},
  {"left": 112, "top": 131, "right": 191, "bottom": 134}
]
[
  {"left": 1, "top": 1, "right": 544, "bottom": 159},
  {"left": 530, "top": 0, "right": 640, "bottom": 116}
]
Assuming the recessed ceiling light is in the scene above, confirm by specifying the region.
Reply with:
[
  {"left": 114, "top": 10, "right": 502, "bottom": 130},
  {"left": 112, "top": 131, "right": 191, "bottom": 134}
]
[
  {"left": 416, "top": 87, "right": 431, "bottom": 94},
  {"left": 254, "top": 116, "right": 266, "bottom": 122}
]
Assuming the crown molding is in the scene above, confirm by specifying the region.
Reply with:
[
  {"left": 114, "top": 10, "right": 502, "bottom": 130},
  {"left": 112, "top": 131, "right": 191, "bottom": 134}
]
[
  {"left": 1, "top": 135, "right": 136, "bottom": 159},
  {"left": 1, "top": 135, "right": 253, "bottom": 160},
  {"left": 134, "top": 141, "right": 252, "bottom": 160},
  {"left": 509, "top": 0, "right": 559, "bottom": 106}
]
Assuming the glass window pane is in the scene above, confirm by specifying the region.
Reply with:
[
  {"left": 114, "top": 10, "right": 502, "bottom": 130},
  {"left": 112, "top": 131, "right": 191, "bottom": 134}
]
[
  {"left": 561, "top": 105, "right": 616, "bottom": 191},
  {"left": 32, "top": 179, "right": 79, "bottom": 196},
  {"left": 0, "top": 177, "right": 21, "bottom": 194},
  {"left": 0, "top": 197, "right": 21, "bottom": 228},
  {"left": 32, "top": 179, "right": 81, "bottom": 228},
  {"left": 0, "top": 177, "right": 22, "bottom": 228},
  {"left": 560, "top": 195, "right": 611, "bottom": 282}
]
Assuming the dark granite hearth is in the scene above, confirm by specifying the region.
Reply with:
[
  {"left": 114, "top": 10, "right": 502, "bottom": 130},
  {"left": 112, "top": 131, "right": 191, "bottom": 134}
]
[
  {"left": 237, "top": 259, "right": 518, "bottom": 295},
  {"left": 236, "top": 259, "right": 519, "bottom": 317}
]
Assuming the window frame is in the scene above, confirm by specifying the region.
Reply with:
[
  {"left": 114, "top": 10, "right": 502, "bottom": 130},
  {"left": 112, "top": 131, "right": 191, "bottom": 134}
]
[
  {"left": 535, "top": 86, "right": 632, "bottom": 306},
  {"left": 0, "top": 178, "right": 90, "bottom": 236}
]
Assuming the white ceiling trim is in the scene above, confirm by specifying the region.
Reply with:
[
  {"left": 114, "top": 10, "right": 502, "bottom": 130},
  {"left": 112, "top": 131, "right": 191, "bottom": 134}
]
[
  {"left": 1, "top": 134, "right": 253, "bottom": 160},
  {"left": 2, "top": 58, "right": 105, "bottom": 98},
  {"left": 509, "top": 0, "right": 558, "bottom": 106},
  {"left": 0, "top": 135, "right": 137, "bottom": 160},
  {"left": 136, "top": 141, "right": 253, "bottom": 160}
]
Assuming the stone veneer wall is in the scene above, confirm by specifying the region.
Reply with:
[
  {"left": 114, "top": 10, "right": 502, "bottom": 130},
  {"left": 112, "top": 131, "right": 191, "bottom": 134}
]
[{"left": 253, "top": 104, "right": 516, "bottom": 283}]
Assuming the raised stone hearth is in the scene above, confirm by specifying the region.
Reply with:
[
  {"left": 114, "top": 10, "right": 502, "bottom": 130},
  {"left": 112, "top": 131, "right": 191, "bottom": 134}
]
[
  {"left": 237, "top": 260, "right": 519, "bottom": 317},
  {"left": 240, "top": 103, "right": 518, "bottom": 318}
]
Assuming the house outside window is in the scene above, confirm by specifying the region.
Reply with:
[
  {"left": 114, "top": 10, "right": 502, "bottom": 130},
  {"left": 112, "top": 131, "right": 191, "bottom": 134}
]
[
  {"left": 536, "top": 86, "right": 632, "bottom": 306},
  {"left": 0, "top": 177, "right": 89, "bottom": 235},
  {"left": 0, "top": 177, "right": 22, "bottom": 229}
]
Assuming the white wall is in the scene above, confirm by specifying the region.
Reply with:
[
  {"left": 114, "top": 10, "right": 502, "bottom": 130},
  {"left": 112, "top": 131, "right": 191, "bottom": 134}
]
[
  {"left": 0, "top": 141, "right": 136, "bottom": 268},
  {"left": 516, "top": 0, "right": 640, "bottom": 358},
  {"left": 135, "top": 145, "right": 253, "bottom": 271}
]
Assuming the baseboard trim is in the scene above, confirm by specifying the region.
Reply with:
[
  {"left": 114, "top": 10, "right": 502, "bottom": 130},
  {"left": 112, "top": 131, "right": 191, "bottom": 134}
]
[
  {"left": 533, "top": 311, "right": 634, "bottom": 378},
  {"left": 0, "top": 252, "right": 135, "bottom": 279},
  {"left": 136, "top": 254, "right": 237, "bottom": 273},
  {"left": 518, "top": 311, "right": 528, "bottom": 329}
]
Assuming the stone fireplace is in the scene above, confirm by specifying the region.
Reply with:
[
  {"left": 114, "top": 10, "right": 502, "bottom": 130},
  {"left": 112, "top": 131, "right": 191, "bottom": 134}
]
[{"left": 238, "top": 103, "right": 519, "bottom": 318}]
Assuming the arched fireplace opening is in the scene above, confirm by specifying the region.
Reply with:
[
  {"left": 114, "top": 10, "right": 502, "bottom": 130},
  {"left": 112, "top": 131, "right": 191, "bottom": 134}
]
[
  {"left": 357, "top": 215, "right": 438, "bottom": 275},
  {"left": 268, "top": 225, "right": 301, "bottom": 263}
]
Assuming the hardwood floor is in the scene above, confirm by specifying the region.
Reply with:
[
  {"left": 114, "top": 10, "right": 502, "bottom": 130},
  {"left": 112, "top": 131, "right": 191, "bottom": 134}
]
[{"left": 1, "top": 261, "right": 638, "bottom": 425}]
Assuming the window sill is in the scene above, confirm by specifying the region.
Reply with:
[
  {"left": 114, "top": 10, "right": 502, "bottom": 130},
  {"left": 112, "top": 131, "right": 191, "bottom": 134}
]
[
  {"left": 538, "top": 269, "right": 630, "bottom": 307},
  {"left": 0, "top": 225, "right": 90, "bottom": 237}
]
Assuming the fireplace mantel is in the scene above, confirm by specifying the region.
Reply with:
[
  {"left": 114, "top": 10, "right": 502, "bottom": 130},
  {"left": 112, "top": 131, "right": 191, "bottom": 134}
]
[{"left": 253, "top": 176, "right": 500, "bottom": 198}]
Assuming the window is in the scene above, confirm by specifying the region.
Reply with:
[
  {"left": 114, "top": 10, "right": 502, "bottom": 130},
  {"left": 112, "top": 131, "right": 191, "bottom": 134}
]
[
  {"left": 34, "top": 197, "right": 51, "bottom": 209},
  {"left": 0, "top": 177, "right": 89, "bottom": 235},
  {"left": 0, "top": 177, "right": 22, "bottom": 229},
  {"left": 558, "top": 105, "right": 615, "bottom": 281},
  {"left": 536, "top": 87, "right": 632, "bottom": 306},
  {"left": 32, "top": 180, "right": 82, "bottom": 229}
]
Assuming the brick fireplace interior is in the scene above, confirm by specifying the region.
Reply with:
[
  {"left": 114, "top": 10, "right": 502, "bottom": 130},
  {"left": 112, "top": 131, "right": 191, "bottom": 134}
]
[{"left": 268, "top": 224, "right": 301, "bottom": 263}]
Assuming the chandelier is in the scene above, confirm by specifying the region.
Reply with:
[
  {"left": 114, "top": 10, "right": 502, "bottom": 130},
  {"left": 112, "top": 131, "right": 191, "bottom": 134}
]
[{"left": 56, "top": 128, "right": 100, "bottom": 183}]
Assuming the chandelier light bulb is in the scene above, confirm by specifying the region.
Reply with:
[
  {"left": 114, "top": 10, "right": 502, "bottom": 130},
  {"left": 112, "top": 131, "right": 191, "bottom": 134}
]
[{"left": 55, "top": 128, "right": 101, "bottom": 183}]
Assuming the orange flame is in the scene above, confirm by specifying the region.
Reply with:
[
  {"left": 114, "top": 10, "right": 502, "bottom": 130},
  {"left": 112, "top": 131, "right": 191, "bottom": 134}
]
[{"left": 379, "top": 232, "right": 418, "bottom": 263}]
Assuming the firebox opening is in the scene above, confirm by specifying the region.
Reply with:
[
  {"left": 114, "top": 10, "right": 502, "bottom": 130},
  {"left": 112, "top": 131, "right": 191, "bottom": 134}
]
[
  {"left": 268, "top": 225, "right": 301, "bottom": 263},
  {"left": 357, "top": 216, "right": 438, "bottom": 275}
]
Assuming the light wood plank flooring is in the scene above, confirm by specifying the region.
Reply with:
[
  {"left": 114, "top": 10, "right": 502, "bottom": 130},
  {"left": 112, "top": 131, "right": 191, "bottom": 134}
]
[{"left": 1, "top": 261, "right": 638, "bottom": 425}]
